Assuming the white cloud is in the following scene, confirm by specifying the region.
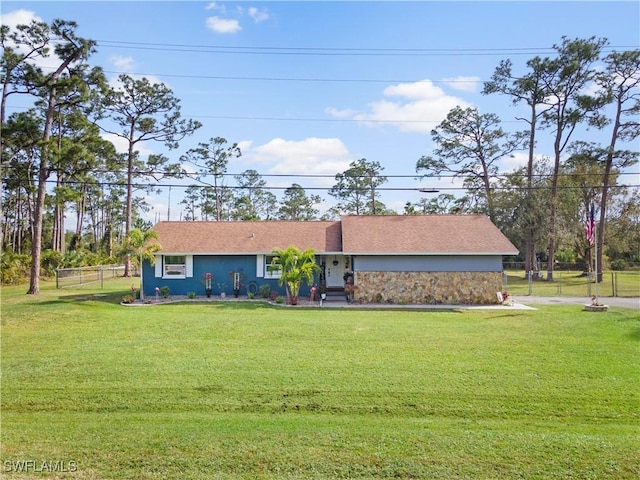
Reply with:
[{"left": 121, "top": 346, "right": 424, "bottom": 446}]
[
  {"left": 248, "top": 7, "right": 269, "bottom": 23},
  {"left": 442, "top": 76, "right": 481, "bottom": 93},
  {"left": 499, "top": 151, "right": 530, "bottom": 171},
  {"left": 383, "top": 80, "right": 445, "bottom": 100},
  {"left": 0, "top": 8, "right": 41, "bottom": 27},
  {"left": 206, "top": 16, "right": 241, "bottom": 34},
  {"left": 499, "top": 152, "right": 562, "bottom": 173},
  {"left": 204, "top": 4, "right": 268, "bottom": 34},
  {"left": 241, "top": 137, "right": 354, "bottom": 187},
  {"left": 106, "top": 57, "right": 166, "bottom": 90},
  {"left": 237, "top": 140, "right": 254, "bottom": 153},
  {"left": 324, "top": 107, "right": 358, "bottom": 119},
  {"left": 109, "top": 55, "right": 135, "bottom": 72},
  {"left": 328, "top": 79, "right": 472, "bottom": 134}
]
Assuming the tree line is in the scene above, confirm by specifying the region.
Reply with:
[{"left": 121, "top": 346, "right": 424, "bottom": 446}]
[{"left": 1, "top": 19, "right": 638, "bottom": 292}]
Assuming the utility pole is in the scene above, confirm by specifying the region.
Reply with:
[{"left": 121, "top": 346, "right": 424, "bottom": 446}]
[{"left": 167, "top": 186, "right": 171, "bottom": 221}]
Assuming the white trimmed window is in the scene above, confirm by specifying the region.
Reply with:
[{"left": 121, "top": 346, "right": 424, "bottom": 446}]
[
  {"left": 264, "top": 255, "right": 281, "bottom": 279},
  {"left": 164, "top": 255, "right": 186, "bottom": 278}
]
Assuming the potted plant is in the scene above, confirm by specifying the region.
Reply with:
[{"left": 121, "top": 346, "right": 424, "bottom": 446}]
[
  {"left": 344, "top": 277, "right": 354, "bottom": 303},
  {"left": 585, "top": 295, "right": 608, "bottom": 312},
  {"left": 270, "top": 246, "right": 320, "bottom": 305},
  {"left": 500, "top": 291, "right": 513, "bottom": 306}
]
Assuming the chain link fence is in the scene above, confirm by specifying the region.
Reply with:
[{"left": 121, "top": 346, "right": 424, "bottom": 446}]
[
  {"left": 502, "top": 266, "right": 640, "bottom": 298},
  {"left": 55, "top": 265, "right": 126, "bottom": 289}
]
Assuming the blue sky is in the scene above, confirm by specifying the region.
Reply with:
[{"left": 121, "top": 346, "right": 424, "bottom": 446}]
[{"left": 2, "top": 1, "right": 640, "bottom": 221}]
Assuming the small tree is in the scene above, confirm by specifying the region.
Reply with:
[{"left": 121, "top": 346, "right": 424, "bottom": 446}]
[
  {"left": 232, "top": 169, "right": 278, "bottom": 220},
  {"left": 278, "top": 183, "right": 322, "bottom": 220},
  {"left": 329, "top": 159, "right": 388, "bottom": 215},
  {"left": 118, "top": 228, "right": 161, "bottom": 301},
  {"left": 180, "top": 137, "right": 240, "bottom": 221},
  {"left": 270, "top": 246, "right": 319, "bottom": 305}
]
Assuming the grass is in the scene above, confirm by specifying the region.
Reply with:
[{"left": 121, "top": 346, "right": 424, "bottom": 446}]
[
  {"left": 1, "top": 278, "right": 639, "bottom": 479},
  {"left": 503, "top": 270, "right": 640, "bottom": 297}
]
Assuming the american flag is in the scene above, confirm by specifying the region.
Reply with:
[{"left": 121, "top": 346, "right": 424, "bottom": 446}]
[{"left": 585, "top": 203, "right": 595, "bottom": 246}]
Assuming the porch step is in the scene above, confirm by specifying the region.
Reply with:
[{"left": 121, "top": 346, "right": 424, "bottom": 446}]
[{"left": 326, "top": 287, "right": 345, "bottom": 293}]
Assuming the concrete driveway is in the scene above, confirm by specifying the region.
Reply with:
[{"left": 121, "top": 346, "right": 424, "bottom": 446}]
[
  {"left": 511, "top": 295, "right": 640, "bottom": 310},
  {"left": 319, "top": 294, "right": 639, "bottom": 310}
]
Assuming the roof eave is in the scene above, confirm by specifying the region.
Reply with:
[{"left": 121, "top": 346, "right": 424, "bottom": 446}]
[
  {"left": 344, "top": 251, "right": 519, "bottom": 256},
  {"left": 156, "top": 250, "right": 342, "bottom": 255}
]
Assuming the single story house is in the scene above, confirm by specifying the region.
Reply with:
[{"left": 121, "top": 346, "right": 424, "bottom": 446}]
[{"left": 141, "top": 215, "right": 518, "bottom": 304}]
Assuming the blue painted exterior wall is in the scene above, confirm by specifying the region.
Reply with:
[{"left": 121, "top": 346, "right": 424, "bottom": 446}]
[{"left": 142, "top": 255, "right": 320, "bottom": 298}]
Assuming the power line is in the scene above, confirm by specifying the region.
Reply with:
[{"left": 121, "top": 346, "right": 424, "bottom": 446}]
[
  {"left": 94, "top": 39, "right": 638, "bottom": 57},
  {"left": 1, "top": 104, "right": 529, "bottom": 124},
  {"left": 3, "top": 165, "right": 637, "bottom": 179},
  {"left": 30, "top": 62, "right": 481, "bottom": 85},
  {"left": 7, "top": 178, "right": 639, "bottom": 192},
  {"left": 187, "top": 115, "right": 456, "bottom": 124},
  {"left": 100, "top": 69, "right": 479, "bottom": 85}
]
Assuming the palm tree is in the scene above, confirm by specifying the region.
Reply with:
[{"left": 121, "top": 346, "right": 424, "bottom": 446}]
[
  {"left": 119, "top": 228, "right": 161, "bottom": 301},
  {"left": 270, "top": 246, "right": 320, "bottom": 305}
]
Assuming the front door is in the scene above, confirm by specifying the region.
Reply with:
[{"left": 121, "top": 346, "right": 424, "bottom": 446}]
[{"left": 325, "top": 256, "right": 346, "bottom": 288}]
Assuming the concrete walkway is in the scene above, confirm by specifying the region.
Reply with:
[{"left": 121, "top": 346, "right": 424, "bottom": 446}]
[{"left": 314, "top": 293, "right": 537, "bottom": 310}]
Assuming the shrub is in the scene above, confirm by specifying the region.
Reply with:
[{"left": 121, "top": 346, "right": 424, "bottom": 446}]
[
  {"left": 555, "top": 249, "right": 575, "bottom": 263},
  {"left": 160, "top": 286, "right": 170, "bottom": 298},
  {"left": 275, "top": 295, "right": 285, "bottom": 304},
  {"left": 41, "top": 249, "right": 63, "bottom": 278},
  {"left": 611, "top": 259, "right": 627, "bottom": 271},
  {"left": 122, "top": 295, "right": 135, "bottom": 304},
  {"left": 187, "top": 292, "right": 196, "bottom": 299},
  {"left": 0, "top": 252, "right": 30, "bottom": 285},
  {"left": 269, "top": 291, "right": 278, "bottom": 301},
  {"left": 259, "top": 284, "right": 271, "bottom": 298},
  {"left": 248, "top": 292, "right": 255, "bottom": 299},
  {"left": 62, "top": 250, "right": 88, "bottom": 268}
]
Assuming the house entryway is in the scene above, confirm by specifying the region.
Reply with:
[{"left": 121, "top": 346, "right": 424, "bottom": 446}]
[
  {"left": 318, "top": 255, "right": 352, "bottom": 304},
  {"left": 325, "top": 255, "right": 347, "bottom": 290}
]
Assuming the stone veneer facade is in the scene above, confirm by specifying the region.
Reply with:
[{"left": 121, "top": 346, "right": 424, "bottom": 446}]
[{"left": 353, "top": 271, "right": 503, "bottom": 305}]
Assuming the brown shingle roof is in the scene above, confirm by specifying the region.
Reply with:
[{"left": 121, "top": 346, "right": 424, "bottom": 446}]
[
  {"left": 151, "top": 215, "right": 518, "bottom": 256},
  {"left": 341, "top": 215, "right": 518, "bottom": 255},
  {"left": 152, "top": 221, "right": 342, "bottom": 254}
]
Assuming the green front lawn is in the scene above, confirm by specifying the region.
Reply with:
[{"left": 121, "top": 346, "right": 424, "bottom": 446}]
[{"left": 1, "top": 279, "right": 639, "bottom": 479}]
